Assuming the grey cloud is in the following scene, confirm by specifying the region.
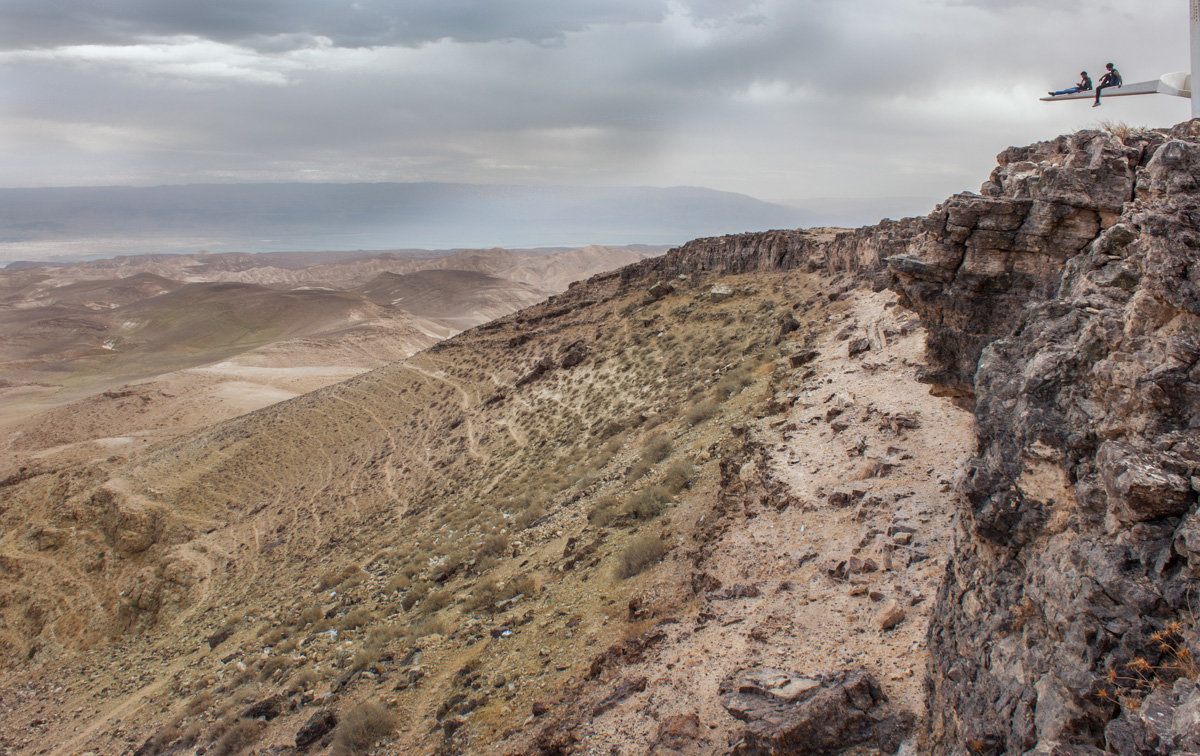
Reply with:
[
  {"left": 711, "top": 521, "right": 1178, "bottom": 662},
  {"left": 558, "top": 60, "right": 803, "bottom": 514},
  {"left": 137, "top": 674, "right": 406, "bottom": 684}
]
[
  {"left": 0, "top": 0, "right": 670, "bottom": 51},
  {"left": 0, "top": 0, "right": 1189, "bottom": 206}
]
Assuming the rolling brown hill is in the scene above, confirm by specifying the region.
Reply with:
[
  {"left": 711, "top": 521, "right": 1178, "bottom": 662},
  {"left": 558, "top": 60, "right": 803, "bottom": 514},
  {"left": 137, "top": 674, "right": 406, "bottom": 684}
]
[
  {"left": 0, "top": 234, "right": 971, "bottom": 754},
  {"left": 3, "top": 123, "right": 1199, "bottom": 754},
  {"left": 0, "top": 246, "right": 654, "bottom": 470}
]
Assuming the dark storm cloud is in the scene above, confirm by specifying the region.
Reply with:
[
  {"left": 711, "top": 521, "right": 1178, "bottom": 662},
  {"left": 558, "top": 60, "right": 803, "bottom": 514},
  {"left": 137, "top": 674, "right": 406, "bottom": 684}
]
[{"left": 0, "top": 0, "right": 670, "bottom": 50}]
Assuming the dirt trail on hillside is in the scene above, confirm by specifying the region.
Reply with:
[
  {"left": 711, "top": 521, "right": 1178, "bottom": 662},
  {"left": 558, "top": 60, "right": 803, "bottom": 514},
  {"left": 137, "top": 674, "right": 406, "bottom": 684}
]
[{"left": 561, "top": 286, "right": 974, "bottom": 753}]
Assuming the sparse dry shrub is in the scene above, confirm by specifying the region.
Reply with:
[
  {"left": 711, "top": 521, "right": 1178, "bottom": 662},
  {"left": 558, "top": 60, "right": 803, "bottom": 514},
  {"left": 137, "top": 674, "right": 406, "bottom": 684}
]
[
  {"left": 430, "top": 552, "right": 465, "bottom": 583},
  {"left": 661, "top": 459, "right": 694, "bottom": 494},
  {"left": 627, "top": 460, "right": 652, "bottom": 482},
  {"left": 685, "top": 399, "right": 719, "bottom": 425},
  {"left": 616, "top": 534, "right": 669, "bottom": 579},
  {"left": 232, "top": 663, "right": 257, "bottom": 686},
  {"left": 509, "top": 574, "right": 538, "bottom": 598},
  {"left": 333, "top": 699, "right": 396, "bottom": 755},
  {"left": 425, "top": 589, "right": 453, "bottom": 611},
  {"left": 622, "top": 486, "right": 671, "bottom": 521},
  {"left": 1100, "top": 120, "right": 1149, "bottom": 139},
  {"left": 185, "top": 691, "right": 214, "bottom": 717},
  {"left": 318, "top": 565, "right": 366, "bottom": 591},
  {"left": 366, "top": 624, "right": 400, "bottom": 647},
  {"left": 465, "top": 576, "right": 501, "bottom": 612},
  {"left": 515, "top": 503, "right": 546, "bottom": 530},
  {"left": 400, "top": 582, "right": 427, "bottom": 611},
  {"left": 177, "top": 722, "right": 202, "bottom": 747},
  {"left": 339, "top": 607, "right": 373, "bottom": 630},
  {"left": 352, "top": 644, "right": 381, "bottom": 671},
  {"left": 600, "top": 422, "right": 624, "bottom": 441},
  {"left": 642, "top": 412, "right": 667, "bottom": 431},
  {"left": 385, "top": 573, "right": 411, "bottom": 593},
  {"left": 713, "top": 368, "right": 753, "bottom": 399},
  {"left": 317, "top": 570, "right": 341, "bottom": 591},
  {"left": 1097, "top": 621, "right": 1200, "bottom": 710},
  {"left": 411, "top": 616, "right": 447, "bottom": 638},
  {"left": 311, "top": 617, "right": 333, "bottom": 633},
  {"left": 258, "top": 654, "right": 291, "bottom": 681},
  {"left": 141, "top": 722, "right": 182, "bottom": 754},
  {"left": 259, "top": 625, "right": 288, "bottom": 645},
  {"left": 294, "top": 664, "right": 322, "bottom": 688},
  {"left": 479, "top": 534, "right": 509, "bottom": 557},
  {"left": 295, "top": 605, "right": 323, "bottom": 627},
  {"left": 210, "top": 718, "right": 265, "bottom": 756},
  {"left": 588, "top": 496, "right": 620, "bottom": 527},
  {"left": 573, "top": 467, "right": 599, "bottom": 490},
  {"left": 642, "top": 433, "right": 672, "bottom": 463}
]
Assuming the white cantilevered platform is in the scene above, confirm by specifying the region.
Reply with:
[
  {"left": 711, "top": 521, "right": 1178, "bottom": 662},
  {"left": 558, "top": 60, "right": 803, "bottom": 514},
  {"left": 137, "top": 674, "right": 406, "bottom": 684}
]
[
  {"left": 1041, "top": 2, "right": 1200, "bottom": 117},
  {"left": 1040, "top": 72, "right": 1192, "bottom": 102}
]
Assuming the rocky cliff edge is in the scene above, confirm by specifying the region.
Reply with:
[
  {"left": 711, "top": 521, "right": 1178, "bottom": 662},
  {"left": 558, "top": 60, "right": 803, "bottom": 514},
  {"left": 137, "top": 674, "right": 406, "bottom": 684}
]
[{"left": 624, "top": 120, "right": 1200, "bottom": 753}]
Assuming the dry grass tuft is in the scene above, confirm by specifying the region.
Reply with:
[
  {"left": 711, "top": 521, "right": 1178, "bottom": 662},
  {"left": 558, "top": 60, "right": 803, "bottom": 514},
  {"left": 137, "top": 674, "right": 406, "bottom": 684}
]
[
  {"left": 685, "top": 399, "right": 720, "bottom": 425},
  {"left": 210, "top": 718, "right": 266, "bottom": 756},
  {"left": 616, "top": 534, "right": 669, "bottom": 579},
  {"left": 661, "top": 459, "right": 694, "bottom": 494},
  {"left": 1099, "top": 120, "right": 1151, "bottom": 139},
  {"left": 622, "top": 486, "right": 671, "bottom": 521},
  {"left": 333, "top": 699, "right": 397, "bottom": 754}
]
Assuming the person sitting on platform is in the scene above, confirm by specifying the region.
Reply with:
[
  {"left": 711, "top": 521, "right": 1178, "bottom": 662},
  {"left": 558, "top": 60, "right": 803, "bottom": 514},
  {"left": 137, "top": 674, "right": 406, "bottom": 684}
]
[
  {"left": 1049, "top": 71, "right": 1092, "bottom": 97},
  {"left": 1093, "top": 63, "right": 1123, "bottom": 106}
]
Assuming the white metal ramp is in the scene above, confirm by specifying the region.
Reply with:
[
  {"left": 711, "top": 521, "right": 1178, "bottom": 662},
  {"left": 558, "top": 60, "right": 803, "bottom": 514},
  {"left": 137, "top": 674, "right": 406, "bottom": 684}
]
[
  {"left": 1041, "top": 72, "right": 1192, "bottom": 102},
  {"left": 1041, "top": 2, "right": 1200, "bottom": 117}
]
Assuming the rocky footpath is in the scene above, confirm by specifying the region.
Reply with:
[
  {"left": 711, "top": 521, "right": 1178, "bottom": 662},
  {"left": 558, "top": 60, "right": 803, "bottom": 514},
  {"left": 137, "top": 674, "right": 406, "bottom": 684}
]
[{"left": 621, "top": 121, "right": 1200, "bottom": 752}]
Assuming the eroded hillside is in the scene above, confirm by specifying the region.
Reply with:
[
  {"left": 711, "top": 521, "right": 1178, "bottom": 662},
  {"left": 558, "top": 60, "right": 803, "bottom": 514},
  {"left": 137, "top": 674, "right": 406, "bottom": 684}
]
[
  {"left": 0, "top": 252, "right": 972, "bottom": 754},
  {"left": 0, "top": 246, "right": 654, "bottom": 474},
  {"left": 4, "top": 121, "right": 1199, "bottom": 755}
]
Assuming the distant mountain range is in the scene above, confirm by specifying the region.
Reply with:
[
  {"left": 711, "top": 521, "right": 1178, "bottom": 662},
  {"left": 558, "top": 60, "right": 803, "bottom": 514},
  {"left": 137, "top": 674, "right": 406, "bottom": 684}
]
[{"left": 0, "top": 182, "right": 822, "bottom": 264}]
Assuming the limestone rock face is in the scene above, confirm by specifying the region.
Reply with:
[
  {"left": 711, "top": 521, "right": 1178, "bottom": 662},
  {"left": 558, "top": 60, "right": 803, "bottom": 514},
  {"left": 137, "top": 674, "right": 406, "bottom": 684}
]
[
  {"left": 887, "top": 129, "right": 1169, "bottom": 399},
  {"left": 922, "top": 122, "right": 1200, "bottom": 753}
]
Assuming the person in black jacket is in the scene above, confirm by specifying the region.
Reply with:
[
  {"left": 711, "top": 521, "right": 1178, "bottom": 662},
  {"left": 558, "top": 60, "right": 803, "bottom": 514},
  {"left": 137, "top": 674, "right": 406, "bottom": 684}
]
[
  {"left": 1093, "top": 63, "right": 1122, "bottom": 106},
  {"left": 1049, "top": 71, "right": 1092, "bottom": 97}
]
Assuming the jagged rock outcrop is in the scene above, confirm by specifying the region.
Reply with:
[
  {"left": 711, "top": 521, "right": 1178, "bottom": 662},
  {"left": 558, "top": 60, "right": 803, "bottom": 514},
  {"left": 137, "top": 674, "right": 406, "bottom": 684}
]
[
  {"left": 886, "top": 129, "right": 1149, "bottom": 399},
  {"left": 918, "top": 122, "right": 1200, "bottom": 753},
  {"left": 620, "top": 221, "right": 911, "bottom": 287}
]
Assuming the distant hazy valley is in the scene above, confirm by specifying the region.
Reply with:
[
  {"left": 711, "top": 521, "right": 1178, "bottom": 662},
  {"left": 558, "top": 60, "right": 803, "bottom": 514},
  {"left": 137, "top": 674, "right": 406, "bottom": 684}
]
[
  {"left": 0, "top": 182, "right": 816, "bottom": 264},
  {"left": 0, "top": 244, "right": 657, "bottom": 470}
]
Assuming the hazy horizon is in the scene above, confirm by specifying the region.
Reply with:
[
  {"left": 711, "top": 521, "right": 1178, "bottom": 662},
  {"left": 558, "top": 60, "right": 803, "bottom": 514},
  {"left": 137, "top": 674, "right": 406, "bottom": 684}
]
[
  {"left": 1, "top": 1, "right": 1189, "bottom": 202},
  {"left": 0, "top": 181, "right": 829, "bottom": 265}
]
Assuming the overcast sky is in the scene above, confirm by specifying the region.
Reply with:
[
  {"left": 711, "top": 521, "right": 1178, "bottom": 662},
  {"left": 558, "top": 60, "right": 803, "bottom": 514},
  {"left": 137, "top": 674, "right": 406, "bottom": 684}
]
[{"left": 0, "top": 0, "right": 1190, "bottom": 204}]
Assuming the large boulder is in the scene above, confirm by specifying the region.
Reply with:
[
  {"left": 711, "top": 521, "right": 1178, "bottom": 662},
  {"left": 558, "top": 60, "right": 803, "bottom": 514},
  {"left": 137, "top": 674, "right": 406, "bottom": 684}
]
[{"left": 718, "top": 668, "right": 912, "bottom": 754}]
